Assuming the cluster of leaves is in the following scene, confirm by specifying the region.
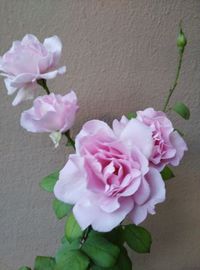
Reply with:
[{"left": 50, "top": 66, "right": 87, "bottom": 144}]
[{"left": 18, "top": 172, "right": 152, "bottom": 270}]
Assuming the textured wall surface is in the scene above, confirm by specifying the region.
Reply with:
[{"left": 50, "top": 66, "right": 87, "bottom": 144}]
[{"left": 0, "top": 1, "right": 200, "bottom": 269}]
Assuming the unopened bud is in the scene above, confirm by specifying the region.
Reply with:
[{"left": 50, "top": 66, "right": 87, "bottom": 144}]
[{"left": 177, "top": 28, "right": 187, "bottom": 52}]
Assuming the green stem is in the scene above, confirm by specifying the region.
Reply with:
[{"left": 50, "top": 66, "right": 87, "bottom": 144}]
[
  {"left": 163, "top": 49, "right": 184, "bottom": 112},
  {"left": 64, "top": 130, "right": 75, "bottom": 150},
  {"left": 37, "top": 79, "right": 50, "bottom": 95}
]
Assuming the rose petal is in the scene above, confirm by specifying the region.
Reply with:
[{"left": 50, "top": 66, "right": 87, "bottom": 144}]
[
  {"left": 54, "top": 155, "right": 87, "bottom": 204},
  {"left": 130, "top": 168, "right": 165, "bottom": 224},
  {"left": 43, "top": 36, "right": 62, "bottom": 66},
  {"left": 118, "top": 119, "right": 153, "bottom": 158},
  {"left": 170, "top": 131, "right": 188, "bottom": 166},
  {"left": 73, "top": 196, "right": 134, "bottom": 232},
  {"left": 12, "top": 88, "right": 34, "bottom": 106},
  {"left": 4, "top": 78, "right": 17, "bottom": 95}
]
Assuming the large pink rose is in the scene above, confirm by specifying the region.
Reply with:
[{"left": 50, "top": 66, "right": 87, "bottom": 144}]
[
  {"left": 54, "top": 119, "right": 165, "bottom": 232},
  {"left": 136, "top": 108, "right": 188, "bottom": 171},
  {"left": 20, "top": 91, "right": 78, "bottom": 133},
  {"left": 0, "top": 34, "right": 66, "bottom": 105}
]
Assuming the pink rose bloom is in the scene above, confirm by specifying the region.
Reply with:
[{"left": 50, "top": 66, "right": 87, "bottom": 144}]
[
  {"left": 136, "top": 108, "right": 188, "bottom": 171},
  {"left": 20, "top": 91, "right": 78, "bottom": 133},
  {"left": 54, "top": 118, "right": 165, "bottom": 232},
  {"left": 0, "top": 34, "right": 66, "bottom": 106}
]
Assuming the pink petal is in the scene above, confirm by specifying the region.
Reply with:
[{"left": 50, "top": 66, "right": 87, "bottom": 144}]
[
  {"left": 129, "top": 204, "right": 148, "bottom": 225},
  {"left": 120, "top": 171, "right": 141, "bottom": 197},
  {"left": 100, "top": 197, "right": 120, "bottom": 213},
  {"left": 4, "top": 78, "right": 17, "bottom": 95},
  {"left": 11, "top": 73, "right": 37, "bottom": 87},
  {"left": 21, "top": 107, "right": 43, "bottom": 132},
  {"left": 73, "top": 197, "right": 134, "bottom": 232},
  {"left": 170, "top": 131, "right": 188, "bottom": 166},
  {"left": 43, "top": 36, "right": 62, "bottom": 66},
  {"left": 22, "top": 34, "right": 40, "bottom": 45},
  {"left": 75, "top": 120, "right": 115, "bottom": 154},
  {"left": 118, "top": 119, "right": 153, "bottom": 158},
  {"left": 40, "top": 66, "right": 66, "bottom": 80},
  {"left": 130, "top": 168, "right": 165, "bottom": 224},
  {"left": 54, "top": 155, "right": 87, "bottom": 204},
  {"left": 12, "top": 88, "right": 34, "bottom": 106},
  {"left": 112, "top": 115, "right": 129, "bottom": 137},
  {"left": 134, "top": 177, "right": 150, "bottom": 205}
]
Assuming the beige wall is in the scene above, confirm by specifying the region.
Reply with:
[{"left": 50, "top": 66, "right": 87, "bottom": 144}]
[{"left": 0, "top": 1, "right": 200, "bottom": 269}]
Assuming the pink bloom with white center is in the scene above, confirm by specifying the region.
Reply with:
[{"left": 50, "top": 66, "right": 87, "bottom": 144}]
[
  {"left": 136, "top": 108, "right": 188, "bottom": 171},
  {"left": 20, "top": 91, "right": 78, "bottom": 133},
  {"left": 54, "top": 118, "right": 166, "bottom": 232},
  {"left": 0, "top": 34, "right": 66, "bottom": 105}
]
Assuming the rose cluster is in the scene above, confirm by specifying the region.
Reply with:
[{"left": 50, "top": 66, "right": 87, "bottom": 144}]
[
  {"left": 1, "top": 34, "right": 187, "bottom": 233},
  {"left": 54, "top": 110, "right": 187, "bottom": 232}
]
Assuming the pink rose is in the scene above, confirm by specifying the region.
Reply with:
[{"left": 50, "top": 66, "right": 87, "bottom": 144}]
[
  {"left": 20, "top": 91, "right": 78, "bottom": 133},
  {"left": 54, "top": 119, "right": 165, "bottom": 232},
  {"left": 136, "top": 108, "right": 188, "bottom": 171},
  {"left": 0, "top": 34, "right": 66, "bottom": 106}
]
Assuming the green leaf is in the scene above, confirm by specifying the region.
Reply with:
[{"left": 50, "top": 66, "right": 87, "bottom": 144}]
[
  {"left": 127, "top": 112, "right": 136, "bottom": 120},
  {"left": 55, "top": 239, "right": 80, "bottom": 262},
  {"left": 39, "top": 171, "right": 59, "bottom": 192},
  {"left": 124, "top": 224, "right": 152, "bottom": 253},
  {"left": 55, "top": 250, "right": 90, "bottom": 270},
  {"left": 56, "top": 242, "right": 70, "bottom": 262},
  {"left": 18, "top": 267, "right": 31, "bottom": 270},
  {"left": 81, "top": 232, "right": 120, "bottom": 268},
  {"left": 34, "top": 256, "right": 55, "bottom": 270},
  {"left": 65, "top": 213, "right": 83, "bottom": 243},
  {"left": 61, "top": 235, "right": 68, "bottom": 244},
  {"left": 173, "top": 102, "right": 190, "bottom": 120},
  {"left": 52, "top": 199, "right": 72, "bottom": 219},
  {"left": 103, "top": 226, "right": 124, "bottom": 246},
  {"left": 114, "top": 246, "right": 132, "bottom": 270},
  {"left": 161, "top": 166, "right": 175, "bottom": 181},
  {"left": 91, "top": 247, "right": 132, "bottom": 270}
]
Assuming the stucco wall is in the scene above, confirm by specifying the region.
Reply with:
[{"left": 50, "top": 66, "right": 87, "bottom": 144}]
[{"left": 0, "top": 1, "right": 200, "bottom": 269}]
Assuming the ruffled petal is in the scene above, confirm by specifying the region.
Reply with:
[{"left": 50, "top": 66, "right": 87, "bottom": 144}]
[
  {"left": 40, "top": 66, "right": 66, "bottom": 80},
  {"left": 22, "top": 34, "right": 40, "bottom": 45},
  {"left": 75, "top": 120, "right": 116, "bottom": 154},
  {"left": 12, "top": 88, "right": 34, "bottom": 106},
  {"left": 130, "top": 168, "right": 165, "bottom": 224},
  {"left": 118, "top": 119, "right": 153, "bottom": 158},
  {"left": 54, "top": 155, "right": 87, "bottom": 205},
  {"left": 170, "top": 131, "right": 188, "bottom": 166},
  {"left": 43, "top": 36, "right": 62, "bottom": 65},
  {"left": 112, "top": 115, "right": 129, "bottom": 137},
  {"left": 11, "top": 73, "right": 37, "bottom": 87},
  {"left": 4, "top": 78, "right": 17, "bottom": 95},
  {"left": 73, "top": 196, "right": 134, "bottom": 232}
]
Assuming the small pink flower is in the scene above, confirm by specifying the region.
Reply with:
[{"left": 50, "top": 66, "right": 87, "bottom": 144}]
[
  {"left": 0, "top": 34, "right": 66, "bottom": 105},
  {"left": 54, "top": 119, "right": 165, "bottom": 232},
  {"left": 136, "top": 108, "right": 188, "bottom": 171},
  {"left": 20, "top": 91, "right": 78, "bottom": 133}
]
